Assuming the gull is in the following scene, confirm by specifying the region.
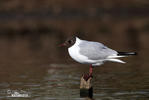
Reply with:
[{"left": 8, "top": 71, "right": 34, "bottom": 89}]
[{"left": 60, "top": 36, "right": 137, "bottom": 78}]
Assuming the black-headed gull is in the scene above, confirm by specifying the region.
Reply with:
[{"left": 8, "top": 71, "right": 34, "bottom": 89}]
[{"left": 61, "top": 36, "right": 137, "bottom": 77}]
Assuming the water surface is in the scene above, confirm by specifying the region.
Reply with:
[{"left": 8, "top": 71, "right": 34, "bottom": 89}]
[{"left": 0, "top": 53, "right": 148, "bottom": 100}]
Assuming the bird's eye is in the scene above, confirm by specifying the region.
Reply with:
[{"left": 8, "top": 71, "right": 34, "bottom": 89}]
[{"left": 68, "top": 40, "right": 71, "bottom": 44}]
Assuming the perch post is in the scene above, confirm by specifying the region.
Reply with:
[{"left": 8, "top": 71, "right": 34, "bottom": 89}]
[{"left": 80, "top": 74, "right": 93, "bottom": 98}]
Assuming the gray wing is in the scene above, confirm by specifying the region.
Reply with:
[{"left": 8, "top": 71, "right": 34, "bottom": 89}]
[{"left": 79, "top": 40, "right": 117, "bottom": 60}]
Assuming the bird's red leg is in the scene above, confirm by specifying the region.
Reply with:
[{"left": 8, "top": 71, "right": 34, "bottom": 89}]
[
  {"left": 89, "top": 65, "right": 93, "bottom": 76},
  {"left": 83, "top": 65, "right": 93, "bottom": 81}
]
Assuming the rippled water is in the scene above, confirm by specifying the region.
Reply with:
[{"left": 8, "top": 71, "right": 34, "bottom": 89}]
[{"left": 0, "top": 54, "right": 149, "bottom": 100}]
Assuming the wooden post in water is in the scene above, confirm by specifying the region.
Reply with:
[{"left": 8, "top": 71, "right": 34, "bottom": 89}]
[{"left": 80, "top": 74, "right": 93, "bottom": 98}]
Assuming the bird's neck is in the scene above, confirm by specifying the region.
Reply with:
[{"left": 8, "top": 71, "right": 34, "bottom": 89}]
[{"left": 75, "top": 37, "right": 82, "bottom": 45}]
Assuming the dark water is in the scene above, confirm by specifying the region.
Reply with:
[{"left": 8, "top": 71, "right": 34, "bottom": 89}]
[
  {"left": 0, "top": 36, "right": 148, "bottom": 100},
  {"left": 0, "top": 60, "right": 149, "bottom": 100}
]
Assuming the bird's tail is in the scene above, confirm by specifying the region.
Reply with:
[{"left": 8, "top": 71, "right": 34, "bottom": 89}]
[
  {"left": 117, "top": 52, "right": 137, "bottom": 56},
  {"left": 106, "top": 52, "right": 137, "bottom": 64}
]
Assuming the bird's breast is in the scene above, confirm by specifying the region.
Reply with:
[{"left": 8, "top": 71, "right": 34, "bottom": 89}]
[{"left": 68, "top": 44, "right": 89, "bottom": 64}]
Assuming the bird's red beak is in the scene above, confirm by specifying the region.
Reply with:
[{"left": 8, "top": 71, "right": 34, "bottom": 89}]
[{"left": 59, "top": 43, "right": 66, "bottom": 47}]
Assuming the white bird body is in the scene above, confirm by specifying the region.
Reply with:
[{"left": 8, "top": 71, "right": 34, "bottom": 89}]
[
  {"left": 68, "top": 37, "right": 101, "bottom": 65},
  {"left": 68, "top": 37, "right": 125, "bottom": 66},
  {"left": 62, "top": 36, "right": 136, "bottom": 76}
]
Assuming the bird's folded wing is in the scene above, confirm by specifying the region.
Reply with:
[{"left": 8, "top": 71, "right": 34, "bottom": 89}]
[{"left": 78, "top": 40, "right": 117, "bottom": 60}]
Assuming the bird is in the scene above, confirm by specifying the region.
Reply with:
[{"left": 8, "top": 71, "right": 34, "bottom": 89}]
[{"left": 60, "top": 36, "right": 137, "bottom": 78}]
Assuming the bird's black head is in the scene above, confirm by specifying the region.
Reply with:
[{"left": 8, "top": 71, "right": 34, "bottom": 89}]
[{"left": 60, "top": 36, "right": 76, "bottom": 48}]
